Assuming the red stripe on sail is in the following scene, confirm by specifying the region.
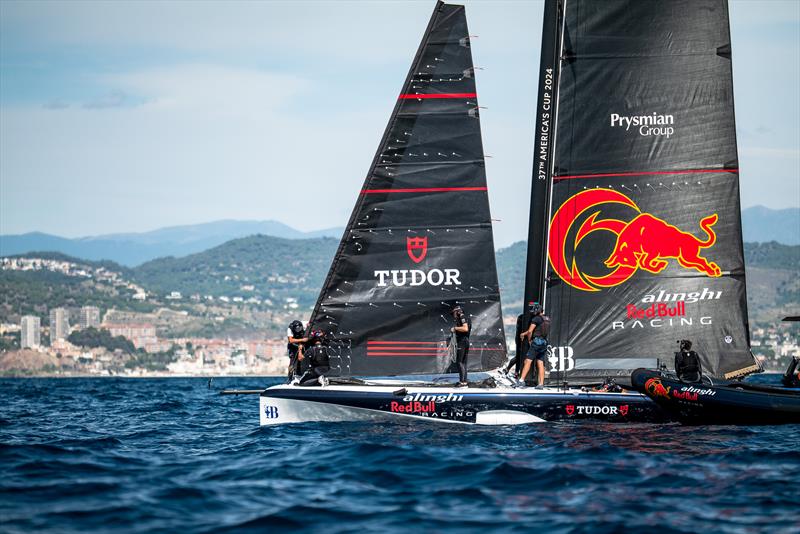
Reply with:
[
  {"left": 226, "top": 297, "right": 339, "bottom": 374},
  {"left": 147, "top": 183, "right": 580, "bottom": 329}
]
[
  {"left": 367, "top": 352, "right": 444, "bottom": 357},
  {"left": 398, "top": 93, "right": 477, "bottom": 99},
  {"left": 361, "top": 187, "right": 487, "bottom": 194},
  {"left": 555, "top": 168, "right": 738, "bottom": 182},
  {"left": 367, "top": 347, "right": 443, "bottom": 352},
  {"left": 367, "top": 341, "right": 441, "bottom": 345}
]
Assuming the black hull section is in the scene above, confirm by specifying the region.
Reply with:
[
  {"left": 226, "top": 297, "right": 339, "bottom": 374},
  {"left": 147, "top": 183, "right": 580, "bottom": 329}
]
[
  {"left": 632, "top": 369, "right": 800, "bottom": 425},
  {"left": 260, "top": 385, "right": 671, "bottom": 425}
]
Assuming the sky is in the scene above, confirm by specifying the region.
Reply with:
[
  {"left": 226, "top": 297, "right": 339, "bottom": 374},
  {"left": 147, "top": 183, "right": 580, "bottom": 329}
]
[{"left": 1, "top": 0, "right": 798, "bottom": 248}]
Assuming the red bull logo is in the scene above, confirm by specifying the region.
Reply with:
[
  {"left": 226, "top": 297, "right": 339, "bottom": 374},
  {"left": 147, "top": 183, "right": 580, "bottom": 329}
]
[
  {"left": 644, "top": 377, "right": 671, "bottom": 399},
  {"left": 549, "top": 188, "right": 721, "bottom": 291}
]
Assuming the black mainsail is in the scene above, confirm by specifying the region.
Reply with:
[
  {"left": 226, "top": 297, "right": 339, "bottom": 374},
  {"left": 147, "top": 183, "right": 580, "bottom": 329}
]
[
  {"left": 524, "top": 0, "right": 759, "bottom": 381},
  {"left": 309, "top": 1, "right": 506, "bottom": 377}
]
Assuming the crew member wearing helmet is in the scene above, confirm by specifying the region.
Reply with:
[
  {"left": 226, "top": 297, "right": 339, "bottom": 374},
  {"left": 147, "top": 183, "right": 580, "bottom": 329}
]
[
  {"left": 286, "top": 320, "right": 308, "bottom": 382},
  {"left": 519, "top": 302, "right": 550, "bottom": 388},
  {"left": 451, "top": 306, "right": 471, "bottom": 387},
  {"left": 298, "top": 329, "right": 331, "bottom": 387}
]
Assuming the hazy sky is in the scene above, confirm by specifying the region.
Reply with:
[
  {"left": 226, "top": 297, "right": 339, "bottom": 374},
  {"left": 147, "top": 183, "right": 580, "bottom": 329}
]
[{"left": 1, "top": 0, "right": 798, "bottom": 247}]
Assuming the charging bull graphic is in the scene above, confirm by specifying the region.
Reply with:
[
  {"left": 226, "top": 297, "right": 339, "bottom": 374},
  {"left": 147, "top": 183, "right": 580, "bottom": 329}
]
[
  {"left": 644, "top": 377, "right": 671, "bottom": 399},
  {"left": 605, "top": 213, "right": 721, "bottom": 277},
  {"left": 548, "top": 188, "right": 722, "bottom": 291}
]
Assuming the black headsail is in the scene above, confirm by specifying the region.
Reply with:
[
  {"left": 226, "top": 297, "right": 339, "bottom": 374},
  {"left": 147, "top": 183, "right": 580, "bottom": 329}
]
[
  {"left": 309, "top": 1, "right": 506, "bottom": 377},
  {"left": 527, "top": 0, "right": 759, "bottom": 381}
]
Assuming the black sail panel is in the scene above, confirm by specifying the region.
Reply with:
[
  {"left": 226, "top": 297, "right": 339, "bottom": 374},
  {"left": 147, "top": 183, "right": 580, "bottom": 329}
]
[
  {"left": 538, "top": 0, "right": 757, "bottom": 380},
  {"left": 309, "top": 2, "right": 506, "bottom": 377}
]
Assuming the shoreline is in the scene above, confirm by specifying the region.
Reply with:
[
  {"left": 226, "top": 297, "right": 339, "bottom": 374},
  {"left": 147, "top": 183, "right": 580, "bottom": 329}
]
[
  {"left": 0, "top": 373, "right": 283, "bottom": 379},
  {"left": 0, "top": 371, "right": 786, "bottom": 379}
]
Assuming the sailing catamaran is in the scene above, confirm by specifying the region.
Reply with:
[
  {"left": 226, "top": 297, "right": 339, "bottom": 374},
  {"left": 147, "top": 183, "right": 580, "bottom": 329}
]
[{"left": 253, "top": 0, "right": 761, "bottom": 425}]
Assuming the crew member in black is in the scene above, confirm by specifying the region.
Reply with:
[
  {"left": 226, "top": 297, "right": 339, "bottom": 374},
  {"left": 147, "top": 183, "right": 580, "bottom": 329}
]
[
  {"left": 782, "top": 356, "right": 800, "bottom": 388},
  {"left": 505, "top": 311, "right": 530, "bottom": 377},
  {"left": 519, "top": 303, "right": 549, "bottom": 388},
  {"left": 675, "top": 339, "right": 702, "bottom": 382},
  {"left": 451, "top": 306, "right": 471, "bottom": 387},
  {"left": 298, "top": 330, "right": 331, "bottom": 387},
  {"left": 286, "top": 320, "right": 308, "bottom": 382}
]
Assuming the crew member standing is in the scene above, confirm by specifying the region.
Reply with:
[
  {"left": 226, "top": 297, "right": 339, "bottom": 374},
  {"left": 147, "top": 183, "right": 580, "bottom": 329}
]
[
  {"left": 286, "top": 320, "right": 308, "bottom": 382},
  {"left": 451, "top": 306, "right": 471, "bottom": 387},
  {"left": 519, "top": 303, "right": 550, "bottom": 388},
  {"left": 674, "top": 339, "right": 702, "bottom": 383}
]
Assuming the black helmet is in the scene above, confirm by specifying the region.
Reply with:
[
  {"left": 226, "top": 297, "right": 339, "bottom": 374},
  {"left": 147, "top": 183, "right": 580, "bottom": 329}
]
[
  {"left": 679, "top": 339, "right": 692, "bottom": 351},
  {"left": 289, "top": 320, "right": 305, "bottom": 336},
  {"left": 529, "top": 302, "right": 542, "bottom": 315},
  {"left": 309, "top": 329, "right": 325, "bottom": 342}
]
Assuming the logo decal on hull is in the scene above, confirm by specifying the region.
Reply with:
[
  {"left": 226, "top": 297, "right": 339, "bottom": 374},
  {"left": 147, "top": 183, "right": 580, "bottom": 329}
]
[
  {"left": 644, "top": 378, "right": 671, "bottom": 399},
  {"left": 564, "top": 404, "right": 623, "bottom": 416},
  {"left": 263, "top": 405, "right": 279, "bottom": 419}
]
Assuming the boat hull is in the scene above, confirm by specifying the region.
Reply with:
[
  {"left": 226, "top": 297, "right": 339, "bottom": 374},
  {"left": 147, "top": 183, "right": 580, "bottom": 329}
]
[
  {"left": 631, "top": 369, "right": 800, "bottom": 425},
  {"left": 259, "top": 384, "right": 670, "bottom": 425}
]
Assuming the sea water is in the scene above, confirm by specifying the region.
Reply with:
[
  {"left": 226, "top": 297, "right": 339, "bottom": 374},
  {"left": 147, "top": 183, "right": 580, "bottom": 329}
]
[{"left": 1, "top": 376, "right": 797, "bottom": 533}]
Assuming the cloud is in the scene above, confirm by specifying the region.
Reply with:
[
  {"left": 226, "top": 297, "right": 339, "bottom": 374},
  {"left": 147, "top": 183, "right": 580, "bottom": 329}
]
[
  {"left": 42, "top": 99, "right": 70, "bottom": 110},
  {"left": 82, "top": 89, "right": 143, "bottom": 109},
  {"left": 103, "top": 64, "right": 309, "bottom": 117}
]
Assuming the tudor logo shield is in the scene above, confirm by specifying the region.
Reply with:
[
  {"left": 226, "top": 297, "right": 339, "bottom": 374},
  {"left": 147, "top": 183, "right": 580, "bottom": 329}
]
[
  {"left": 620, "top": 405, "right": 629, "bottom": 416},
  {"left": 406, "top": 237, "right": 428, "bottom": 264},
  {"left": 566, "top": 404, "right": 575, "bottom": 415}
]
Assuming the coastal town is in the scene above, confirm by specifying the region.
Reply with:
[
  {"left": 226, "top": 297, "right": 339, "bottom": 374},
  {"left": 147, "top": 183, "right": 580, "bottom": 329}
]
[
  {"left": 5, "top": 304, "right": 288, "bottom": 377},
  {"left": 1, "top": 254, "right": 797, "bottom": 377}
]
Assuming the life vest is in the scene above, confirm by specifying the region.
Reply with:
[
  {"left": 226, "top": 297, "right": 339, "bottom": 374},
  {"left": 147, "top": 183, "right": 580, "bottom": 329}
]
[
  {"left": 675, "top": 350, "right": 701, "bottom": 382},
  {"left": 532, "top": 314, "right": 550, "bottom": 338}
]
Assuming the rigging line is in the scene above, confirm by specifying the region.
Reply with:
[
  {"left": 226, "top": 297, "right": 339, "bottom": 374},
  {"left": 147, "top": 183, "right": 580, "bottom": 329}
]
[{"left": 557, "top": 0, "right": 573, "bottom": 391}]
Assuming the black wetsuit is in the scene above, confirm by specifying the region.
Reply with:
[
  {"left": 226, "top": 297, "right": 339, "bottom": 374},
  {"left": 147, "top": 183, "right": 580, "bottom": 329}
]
[
  {"left": 455, "top": 317, "right": 471, "bottom": 383},
  {"left": 675, "top": 350, "right": 701, "bottom": 382},
  {"left": 298, "top": 344, "right": 331, "bottom": 386},
  {"left": 508, "top": 313, "right": 530, "bottom": 375}
]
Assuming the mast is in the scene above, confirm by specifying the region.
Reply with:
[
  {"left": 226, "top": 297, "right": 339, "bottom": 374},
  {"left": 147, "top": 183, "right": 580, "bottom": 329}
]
[
  {"left": 533, "top": 0, "right": 758, "bottom": 382},
  {"left": 308, "top": 2, "right": 506, "bottom": 377},
  {"left": 523, "top": 0, "right": 563, "bottom": 317}
]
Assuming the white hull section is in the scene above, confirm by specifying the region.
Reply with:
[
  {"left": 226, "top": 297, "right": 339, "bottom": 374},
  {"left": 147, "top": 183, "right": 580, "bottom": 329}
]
[{"left": 258, "top": 384, "right": 662, "bottom": 426}]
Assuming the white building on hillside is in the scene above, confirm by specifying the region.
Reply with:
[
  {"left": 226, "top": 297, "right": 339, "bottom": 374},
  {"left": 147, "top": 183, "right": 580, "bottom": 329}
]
[
  {"left": 80, "top": 306, "right": 101, "bottom": 329},
  {"left": 21, "top": 316, "right": 41, "bottom": 349},
  {"left": 49, "top": 307, "right": 70, "bottom": 342}
]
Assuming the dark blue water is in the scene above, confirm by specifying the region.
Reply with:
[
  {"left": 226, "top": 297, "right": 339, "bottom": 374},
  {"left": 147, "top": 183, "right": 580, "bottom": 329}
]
[{"left": 1, "top": 377, "right": 797, "bottom": 533}]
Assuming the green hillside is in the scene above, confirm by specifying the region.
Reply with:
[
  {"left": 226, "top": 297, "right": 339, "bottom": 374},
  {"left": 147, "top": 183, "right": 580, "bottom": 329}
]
[{"left": 132, "top": 234, "right": 339, "bottom": 307}]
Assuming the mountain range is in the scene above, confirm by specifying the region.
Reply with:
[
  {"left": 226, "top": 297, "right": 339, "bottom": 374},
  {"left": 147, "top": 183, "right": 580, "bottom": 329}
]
[
  {"left": 0, "top": 220, "right": 343, "bottom": 266},
  {"left": 1, "top": 206, "right": 797, "bottom": 266}
]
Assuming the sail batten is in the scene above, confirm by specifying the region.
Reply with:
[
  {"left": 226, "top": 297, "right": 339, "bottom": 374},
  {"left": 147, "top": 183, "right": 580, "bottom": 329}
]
[
  {"left": 309, "top": 1, "right": 506, "bottom": 378},
  {"left": 526, "top": 0, "right": 757, "bottom": 381}
]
